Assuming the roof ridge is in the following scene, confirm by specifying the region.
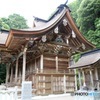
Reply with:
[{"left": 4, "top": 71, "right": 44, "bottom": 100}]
[{"left": 81, "top": 49, "right": 100, "bottom": 56}]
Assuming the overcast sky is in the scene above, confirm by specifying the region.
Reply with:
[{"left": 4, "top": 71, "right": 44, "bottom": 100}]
[{"left": 0, "top": 0, "right": 74, "bottom": 27}]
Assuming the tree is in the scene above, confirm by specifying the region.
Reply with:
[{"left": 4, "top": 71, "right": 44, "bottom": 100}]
[
  {"left": 1, "top": 13, "right": 29, "bottom": 30},
  {"left": 0, "top": 18, "right": 10, "bottom": 30},
  {"left": 87, "top": 18, "right": 100, "bottom": 48},
  {"left": 69, "top": 0, "right": 100, "bottom": 48},
  {"left": 68, "top": 0, "right": 82, "bottom": 23},
  {"left": 76, "top": 0, "right": 100, "bottom": 48},
  {"left": 77, "top": 0, "right": 100, "bottom": 34}
]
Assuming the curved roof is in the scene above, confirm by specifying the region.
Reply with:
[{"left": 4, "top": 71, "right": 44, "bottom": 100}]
[
  {"left": 0, "top": 4, "right": 95, "bottom": 63},
  {"left": 4, "top": 5, "right": 94, "bottom": 50}
]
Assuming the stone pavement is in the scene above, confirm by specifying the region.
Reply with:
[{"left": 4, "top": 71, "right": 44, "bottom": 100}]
[{"left": 18, "top": 94, "right": 74, "bottom": 100}]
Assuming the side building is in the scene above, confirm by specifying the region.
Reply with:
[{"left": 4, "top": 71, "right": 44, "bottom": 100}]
[{"left": 69, "top": 49, "right": 100, "bottom": 90}]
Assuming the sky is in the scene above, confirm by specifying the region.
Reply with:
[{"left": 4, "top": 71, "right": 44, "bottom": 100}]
[{"left": 0, "top": 0, "right": 74, "bottom": 27}]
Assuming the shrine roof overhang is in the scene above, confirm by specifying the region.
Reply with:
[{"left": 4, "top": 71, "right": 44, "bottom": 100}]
[
  {"left": 0, "top": 4, "right": 95, "bottom": 63},
  {"left": 0, "top": 29, "right": 9, "bottom": 48},
  {"left": 69, "top": 49, "right": 100, "bottom": 69},
  {"left": 4, "top": 5, "right": 94, "bottom": 51}
]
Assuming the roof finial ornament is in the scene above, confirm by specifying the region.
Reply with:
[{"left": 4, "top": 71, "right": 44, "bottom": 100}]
[{"left": 65, "top": 0, "right": 68, "bottom": 5}]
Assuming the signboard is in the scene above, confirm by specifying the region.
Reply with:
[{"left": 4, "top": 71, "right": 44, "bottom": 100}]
[{"left": 21, "top": 81, "right": 32, "bottom": 100}]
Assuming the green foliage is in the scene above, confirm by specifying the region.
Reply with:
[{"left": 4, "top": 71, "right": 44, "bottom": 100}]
[
  {"left": 73, "top": 53, "right": 81, "bottom": 62},
  {"left": 69, "top": 0, "right": 100, "bottom": 48},
  {"left": 87, "top": 18, "right": 100, "bottom": 48},
  {"left": 0, "top": 64, "right": 6, "bottom": 84},
  {"left": 77, "top": 0, "right": 100, "bottom": 34},
  {"left": 0, "top": 18, "right": 10, "bottom": 30},
  {"left": 68, "top": 0, "right": 82, "bottom": 23},
  {"left": 1, "top": 13, "right": 29, "bottom": 30}
]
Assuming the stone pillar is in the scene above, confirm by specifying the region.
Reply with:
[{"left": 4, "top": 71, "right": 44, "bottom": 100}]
[
  {"left": 74, "top": 69, "right": 78, "bottom": 90},
  {"left": 22, "top": 48, "right": 27, "bottom": 81},
  {"left": 15, "top": 59, "right": 18, "bottom": 83}
]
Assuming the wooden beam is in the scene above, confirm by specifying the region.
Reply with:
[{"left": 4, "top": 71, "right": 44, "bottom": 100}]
[{"left": 18, "top": 52, "right": 23, "bottom": 58}]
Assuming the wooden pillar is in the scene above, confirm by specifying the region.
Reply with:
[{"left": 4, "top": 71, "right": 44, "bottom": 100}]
[
  {"left": 51, "top": 75, "right": 53, "bottom": 94},
  {"left": 89, "top": 69, "right": 94, "bottom": 89},
  {"left": 6, "top": 64, "right": 10, "bottom": 85},
  {"left": 43, "top": 76, "right": 45, "bottom": 94},
  {"left": 95, "top": 67, "right": 99, "bottom": 89},
  {"left": 15, "top": 59, "right": 18, "bottom": 83},
  {"left": 19, "top": 68, "right": 22, "bottom": 83},
  {"left": 64, "top": 75, "right": 66, "bottom": 93},
  {"left": 29, "top": 63, "right": 32, "bottom": 73},
  {"left": 10, "top": 66, "right": 13, "bottom": 83},
  {"left": 82, "top": 69, "right": 86, "bottom": 86},
  {"left": 22, "top": 49, "right": 27, "bottom": 81},
  {"left": 74, "top": 69, "right": 78, "bottom": 90},
  {"left": 78, "top": 70, "right": 82, "bottom": 89},
  {"left": 40, "top": 54, "right": 43, "bottom": 72},
  {"left": 55, "top": 56, "right": 58, "bottom": 72},
  {"left": 95, "top": 67, "right": 98, "bottom": 80},
  {"left": 35, "top": 59, "right": 36, "bottom": 70}
]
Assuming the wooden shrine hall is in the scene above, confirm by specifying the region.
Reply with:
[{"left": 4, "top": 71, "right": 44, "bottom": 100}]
[{"left": 0, "top": 4, "right": 94, "bottom": 95}]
